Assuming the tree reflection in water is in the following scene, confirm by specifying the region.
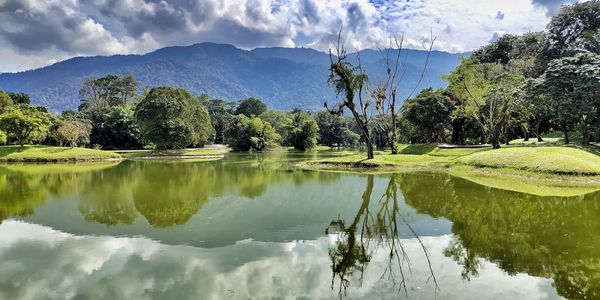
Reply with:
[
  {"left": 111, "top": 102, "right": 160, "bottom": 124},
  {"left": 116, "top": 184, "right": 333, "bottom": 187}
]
[{"left": 326, "top": 174, "right": 438, "bottom": 298}]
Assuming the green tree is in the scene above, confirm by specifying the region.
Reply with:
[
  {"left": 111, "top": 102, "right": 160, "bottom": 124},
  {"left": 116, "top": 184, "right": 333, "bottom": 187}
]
[
  {"left": 234, "top": 97, "right": 267, "bottom": 117},
  {"left": 0, "top": 106, "right": 51, "bottom": 146},
  {"left": 79, "top": 74, "right": 138, "bottom": 117},
  {"left": 480, "top": 72, "right": 524, "bottom": 148},
  {"left": 0, "top": 130, "right": 6, "bottom": 145},
  {"left": 7, "top": 92, "right": 31, "bottom": 105},
  {"left": 135, "top": 87, "right": 214, "bottom": 149},
  {"left": 0, "top": 89, "right": 13, "bottom": 111},
  {"left": 225, "top": 115, "right": 280, "bottom": 151},
  {"left": 520, "top": 77, "right": 551, "bottom": 142},
  {"left": 547, "top": 1, "right": 600, "bottom": 57},
  {"left": 315, "top": 110, "right": 359, "bottom": 147},
  {"left": 51, "top": 120, "right": 91, "bottom": 147},
  {"left": 444, "top": 58, "right": 504, "bottom": 144},
  {"left": 402, "top": 88, "right": 454, "bottom": 143},
  {"left": 203, "top": 98, "right": 234, "bottom": 144},
  {"left": 288, "top": 110, "right": 319, "bottom": 150},
  {"left": 542, "top": 53, "right": 600, "bottom": 145},
  {"left": 258, "top": 110, "right": 293, "bottom": 144}
]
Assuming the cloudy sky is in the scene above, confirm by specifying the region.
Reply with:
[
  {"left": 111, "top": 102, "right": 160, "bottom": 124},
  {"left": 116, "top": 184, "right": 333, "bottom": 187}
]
[{"left": 0, "top": 0, "right": 579, "bottom": 72}]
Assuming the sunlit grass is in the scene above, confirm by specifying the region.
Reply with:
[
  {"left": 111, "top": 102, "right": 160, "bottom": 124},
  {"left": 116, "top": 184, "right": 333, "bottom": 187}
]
[
  {"left": 456, "top": 147, "right": 600, "bottom": 175},
  {"left": 0, "top": 145, "right": 121, "bottom": 162}
]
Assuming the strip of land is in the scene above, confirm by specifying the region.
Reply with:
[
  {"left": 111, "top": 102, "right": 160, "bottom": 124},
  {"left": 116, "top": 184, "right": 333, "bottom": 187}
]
[{"left": 0, "top": 145, "right": 121, "bottom": 162}]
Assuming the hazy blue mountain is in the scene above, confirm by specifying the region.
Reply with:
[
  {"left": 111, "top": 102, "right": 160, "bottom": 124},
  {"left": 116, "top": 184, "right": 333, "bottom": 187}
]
[{"left": 0, "top": 42, "right": 463, "bottom": 112}]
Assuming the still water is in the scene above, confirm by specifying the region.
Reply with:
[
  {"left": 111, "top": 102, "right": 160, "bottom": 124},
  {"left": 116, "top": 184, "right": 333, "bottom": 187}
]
[{"left": 0, "top": 153, "right": 599, "bottom": 299}]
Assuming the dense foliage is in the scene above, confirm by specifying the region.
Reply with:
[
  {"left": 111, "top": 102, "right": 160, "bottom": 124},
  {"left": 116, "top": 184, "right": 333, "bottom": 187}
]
[
  {"left": 135, "top": 87, "right": 214, "bottom": 149},
  {"left": 225, "top": 115, "right": 280, "bottom": 151}
]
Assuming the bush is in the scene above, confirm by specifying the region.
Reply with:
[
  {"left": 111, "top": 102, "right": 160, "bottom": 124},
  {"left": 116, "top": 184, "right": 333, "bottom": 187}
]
[{"left": 225, "top": 115, "right": 280, "bottom": 151}]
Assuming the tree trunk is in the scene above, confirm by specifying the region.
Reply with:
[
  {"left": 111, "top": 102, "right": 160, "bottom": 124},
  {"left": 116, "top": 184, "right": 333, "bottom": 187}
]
[
  {"left": 389, "top": 132, "right": 398, "bottom": 155},
  {"left": 581, "top": 118, "right": 590, "bottom": 146},
  {"left": 564, "top": 131, "right": 570, "bottom": 145},
  {"left": 522, "top": 125, "right": 529, "bottom": 142},
  {"left": 451, "top": 118, "right": 465, "bottom": 145},
  {"left": 534, "top": 121, "right": 543, "bottom": 142}
]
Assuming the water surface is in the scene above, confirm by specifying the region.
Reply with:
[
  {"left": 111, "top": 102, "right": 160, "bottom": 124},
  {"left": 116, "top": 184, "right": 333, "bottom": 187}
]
[{"left": 1, "top": 153, "right": 599, "bottom": 299}]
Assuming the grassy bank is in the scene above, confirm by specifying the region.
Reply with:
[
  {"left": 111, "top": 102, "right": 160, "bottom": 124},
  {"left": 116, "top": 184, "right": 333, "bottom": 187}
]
[
  {"left": 0, "top": 145, "right": 121, "bottom": 162},
  {"left": 304, "top": 145, "right": 600, "bottom": 185}
]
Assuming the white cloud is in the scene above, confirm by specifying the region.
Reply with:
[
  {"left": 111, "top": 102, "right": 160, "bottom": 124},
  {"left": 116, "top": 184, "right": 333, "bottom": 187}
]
[
  {"left": 0, "top": 0, "right": 577, "bottom": 72},
  {"left": 0, "top": 221, "right": 560, "bottom": 299}
]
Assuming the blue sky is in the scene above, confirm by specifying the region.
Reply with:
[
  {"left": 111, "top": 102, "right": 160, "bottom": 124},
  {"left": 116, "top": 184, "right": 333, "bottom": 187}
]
[{"left": 0, "top": 0, "right": 579, "bottom": 72}]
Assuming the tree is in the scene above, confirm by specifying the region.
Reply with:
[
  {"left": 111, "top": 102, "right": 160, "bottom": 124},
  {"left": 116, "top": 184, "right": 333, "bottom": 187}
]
[
  {"left": 480, "top": 73, "right": 524, "bottom": 149},
  {"left": 542, "top": 53, "right": 600, "bottom": 146},
  {"left": 520, "top": 77, "right": 551, "bottom": 142},
  {"left": 402, "top": 89, "right": 454, "bottom": 143},
  {"left": 203, "top": 98, "right": 234, "bottom": 144},
  {"left": 326, "top": 30, "right": 373, "bottom": 158},
  {"left": 288, "top": 110, "right": 319, "bottom": 151},
  {"left": 315, "top": 110, "right": 359, "bottom": 147},
  {"left": 7, "top": 92, "right": 31, "bottom": 105},
  {"left": 234, "top": 97, "right": 267, "bottom": 117},
  {"left": 80, "top": 74, "right": 138, "bottom": 117},
  {"left": 0, "top": 130, "right": 6, "bottom": 145},
  {"left": 225, "top": 115, "right": 280, "bottom": 151},
  {"left": 0, "top": 106, "right": 51, "bottom": 146},
  {"left": 547, "top": 1, "right": 600, "bottom": 57},
  {"left": 52, "top": 120, "right": 91, "bottom": 147},
  {"left": 472, "top": 34, "right": 518, "bottom": 64},
  {"left": 258, "top": 110, "right": 293, "bottom": 144},
  {"left": 445, "top": 58, "right": 504, "bottom": 144},
  {"left": 134, "top": 87, "right": 214, "bottom": 149},
  {"left": 0, "top": 89, "right": 13, "bottom": 111}
]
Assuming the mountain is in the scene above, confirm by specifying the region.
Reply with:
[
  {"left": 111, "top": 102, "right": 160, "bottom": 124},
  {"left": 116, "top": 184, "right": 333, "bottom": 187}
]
[{"left": 0, "top": 43, "right": 463, "bottom": 112}]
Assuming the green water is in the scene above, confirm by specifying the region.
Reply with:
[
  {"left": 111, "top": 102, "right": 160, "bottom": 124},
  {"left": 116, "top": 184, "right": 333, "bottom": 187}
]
[{"left": 0, "top": 153, "right": 599, "bottom": 299}]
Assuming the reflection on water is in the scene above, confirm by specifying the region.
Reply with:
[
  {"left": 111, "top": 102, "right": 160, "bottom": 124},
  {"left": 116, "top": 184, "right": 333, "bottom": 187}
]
[
  {"left": 326, "top": 174, "right": 437, "bottom": 297},
  {"left": 0, "top": 153, "right": 599, "bottom": 298}
]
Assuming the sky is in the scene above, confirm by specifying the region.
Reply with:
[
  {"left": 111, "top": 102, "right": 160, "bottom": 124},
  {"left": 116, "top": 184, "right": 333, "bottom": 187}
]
[{"left": 0, "top": 0, "right": 580, "bottom": 73}]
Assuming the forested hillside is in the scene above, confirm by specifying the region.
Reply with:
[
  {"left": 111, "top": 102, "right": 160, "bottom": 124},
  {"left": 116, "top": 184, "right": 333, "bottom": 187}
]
[{"left": 0, "top": 43, "right": 461, "bottom": 112}]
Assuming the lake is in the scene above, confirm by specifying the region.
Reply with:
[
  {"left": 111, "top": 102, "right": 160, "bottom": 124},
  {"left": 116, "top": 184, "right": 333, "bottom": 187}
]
[{"left": 0, "top": 152, "right": 598, "bottom": 299}]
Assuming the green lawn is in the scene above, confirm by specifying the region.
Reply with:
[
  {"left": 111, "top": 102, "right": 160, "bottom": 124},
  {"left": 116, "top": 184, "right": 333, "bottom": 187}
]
[
  {"left": 457, "top": 147, "right": 600, "bottom": 175},
  {"left": 0, "top": 145, "right": 121, "bottom": 162},
  {"left": 306, "top": 144, "right": 600, "bottom": 176}
]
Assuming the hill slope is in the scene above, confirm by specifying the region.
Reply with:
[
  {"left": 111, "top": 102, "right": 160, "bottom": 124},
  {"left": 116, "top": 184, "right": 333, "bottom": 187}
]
[{"left": 0, "top": 43, "right": 462, "bottom": 112}]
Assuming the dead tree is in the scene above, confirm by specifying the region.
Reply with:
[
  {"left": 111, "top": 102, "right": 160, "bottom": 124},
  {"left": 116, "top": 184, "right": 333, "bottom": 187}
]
[
  {"left": 326, "top": 29, "right": 374, "bottom": 159},
  {"left": 369, "top": 33, "right": 436, "bottom": 154}
]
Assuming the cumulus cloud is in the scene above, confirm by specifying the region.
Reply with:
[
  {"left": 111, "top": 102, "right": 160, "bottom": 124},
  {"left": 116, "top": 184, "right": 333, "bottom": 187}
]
[{"left": 0, "top": 0, "right": 578, "bottom": 72}]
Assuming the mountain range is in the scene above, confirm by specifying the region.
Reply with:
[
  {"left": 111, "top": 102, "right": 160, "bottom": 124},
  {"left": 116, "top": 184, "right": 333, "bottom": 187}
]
[{"left": 0, "top": 42, "right": 464, "bottom": 112}]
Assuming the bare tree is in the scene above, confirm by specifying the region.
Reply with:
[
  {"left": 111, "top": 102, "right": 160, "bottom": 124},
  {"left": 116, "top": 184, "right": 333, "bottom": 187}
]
[
  {"left": 370, "top": 32, "right": 437, "bottom": 154},
  {"left": 326, "top": 28, "right": 436, "bottom": 157},
  {"left": 326, "top": 28, "right": 374, "bottom": 159}
]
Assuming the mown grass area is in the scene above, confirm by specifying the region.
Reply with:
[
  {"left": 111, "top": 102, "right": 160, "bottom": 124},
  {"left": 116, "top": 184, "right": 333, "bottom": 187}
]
[
  {"left": 0, "top": 145, "right": 121, "bottom": 162},
  {"left": 305, "top": 144, "right": 600, "bottom": 177},
  {"left": 457, "top": 147, "right": 600, "bottom": 175}
]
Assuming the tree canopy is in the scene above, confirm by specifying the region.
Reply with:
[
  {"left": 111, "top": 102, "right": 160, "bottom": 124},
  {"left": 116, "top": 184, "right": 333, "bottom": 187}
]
[{"left": 135, "top": 87, "right": 214, "bottom": 149}]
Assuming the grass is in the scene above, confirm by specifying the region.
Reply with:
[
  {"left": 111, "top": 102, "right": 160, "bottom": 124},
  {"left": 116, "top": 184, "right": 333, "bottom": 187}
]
[
  {"left": 449, "top": 165, "right": 600, "bottom": 197},
  {"left": 457, "top": 147, "right": 600, "bottom": 175},
  {"left": 303, "top": 143, "right": 600, "bottom": 196},
  {"left": 0, "top": 145, "right": 121, "bottom": 162}
]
